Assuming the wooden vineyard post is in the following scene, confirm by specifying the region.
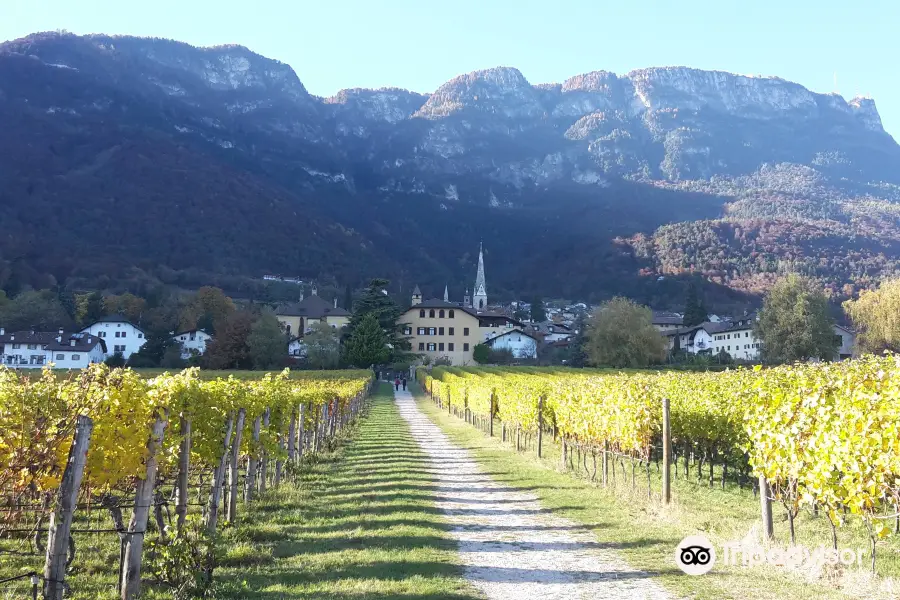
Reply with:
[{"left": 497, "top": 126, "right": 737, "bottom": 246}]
[
  {"left": 602, "top": 440, "right": 609, "bottom": 486},
  {"left": 489, "top": 392, "right": 494, "bottom": 437},
  {"left": 259, "top": 408, "right": 270, "bottom": 494},
  {"left": 43, "top": 415, "right": 93, "bottom": 600},
  {"left": 245, "top": 415, "right": 261, "bottom": 502},
  {"left": 227, "top": 408, "right": 246, "bottom": 524},
  {"left": 537, "top": 395, "right": 544, "bottom": 459},
  {"left": 121, "top": 414, "right": 167, "bottom": 600},
  {"left": 207, "top": 414, "right": 234, "bottom": 533},
  {"left": 287, "top": 409, "right": 297, "bottom": 463},
  {"left": 662, "top": 398, "right": 672, "bottom": 505},
  {"left": 759, "top": 475, "right": 774, "bottom": 541},
  {"left": 298, "top": 404, "right": 305, "bottom": 459},
  {"left": 175, "top": 417, "right": 191, "bottom": 532}
]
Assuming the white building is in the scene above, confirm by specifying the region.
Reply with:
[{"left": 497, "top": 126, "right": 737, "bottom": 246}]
[
  {"left": 81, "top": 315, "right": 146, "bottom": 360},
  {"left": 833, "top": 324, "right": 856, "bottom": 360},
  {"left": 172, "top": 329, "right": 212, "bottom": 360},
  {"left": 666, "top": 318, "right": 762, "bottom": 362},
  {"left": 0, "top": 329, "right": 106, "bottom": 368},
  {"left": 47, "top": 333, "right": 107, "bottom": 368},
  {"left": 486, "top": 329, "right": 539, "bottom": 359},
  {"left": 288, "top": 337, "right": 307, "bottom": 358}
]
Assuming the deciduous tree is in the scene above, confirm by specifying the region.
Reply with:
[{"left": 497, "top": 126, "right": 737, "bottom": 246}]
[
  {"left": 584, "top": 297, "right": 666, "bottom": 368},
  {"left": 304, "top": 322, "right": 341, "bottom": 369},
  {"left": 247, "top": 310, "right": 286, "bottom": 370},
  {"left": 756, "top": 274, "right": 837, "bottom": 363}
]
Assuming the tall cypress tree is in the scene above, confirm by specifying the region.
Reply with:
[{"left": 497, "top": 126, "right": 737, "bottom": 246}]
[{"left": 683, "top": 283, "right": 708, "bottom": 327}]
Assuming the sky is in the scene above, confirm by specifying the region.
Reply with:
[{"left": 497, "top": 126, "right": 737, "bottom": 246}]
[{"left": 1, "top": 0, "right": 897, "bottom": 135}]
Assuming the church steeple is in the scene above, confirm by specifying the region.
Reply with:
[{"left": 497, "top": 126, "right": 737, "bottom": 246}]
[
  {"left": 473, "top": 242, "right": 487, "bottom": 310},
  {"left": 443, "top": 285, "right": 449, "bottom": 302}
]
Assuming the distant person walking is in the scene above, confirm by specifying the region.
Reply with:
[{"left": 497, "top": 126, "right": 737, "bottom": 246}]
[
  {"left": 394, "top": 377, "right": 400, "bottom": 391},
  {"left": 401, "top": 377, "right": 407, "bottom": 391}
]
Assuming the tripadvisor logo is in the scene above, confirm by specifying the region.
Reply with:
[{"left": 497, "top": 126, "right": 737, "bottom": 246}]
[{"left": 675, "top": 535, "right": 716, "bottom": 575}]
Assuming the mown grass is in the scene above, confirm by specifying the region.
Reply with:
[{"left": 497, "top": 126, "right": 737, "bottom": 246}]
[
  {"left": 413, "top": 382, "right": 900, "bottom": 600},
  {"left": 214, "top": 382, "right": 482, "bottom": 599}
]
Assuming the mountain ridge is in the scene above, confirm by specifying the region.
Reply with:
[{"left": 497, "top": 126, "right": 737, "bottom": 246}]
[{"left": 1, "top": 31, "right": 899, "bottom": 305}]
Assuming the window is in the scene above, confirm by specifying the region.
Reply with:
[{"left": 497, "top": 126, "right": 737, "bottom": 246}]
[
  {"left": 27, "top": 344, "right": 37, "bottom": 350},
  {"left": 439, "top": 327, "right": 444, "bottom": 335},
  {"left": 99, "top": 331, "right": 106, "bottom": 338},
  {"left": 429, "top": 309, "right": 435, "bottom": 318},
  {"left": 418, "top": 343, "right": 424, "bottom": 351},
  {"left": 439, "top": 310, "right": 445, "bottom": 318},
  {"left": 727, "top": 346, "right": 731, "bottom": 351},
  {"left": 417, "top": 327, "right": 426, "bottom": 335},
  {"left": 121, "top": 332, "right": 127, "bottom": 338},
  {"left": 726, "top": 334, "right": 730, "bottom": 339},
  {"left": 427, "top": 343, "right": 436, "bottom": 351},
  {"left": 745, "top": 332, "right": 749, "bottom": 338},
  {"left": 55, "top": 354, "right": 64, "bottom": 360},
  {"left": 72, "top": 354, "right": 81, "bottom": 361},
  {"left": 463, "top": 343, "right": 469, "bottom": 351},
  {"left": 428, "top": 327, "right": 436, "bottom": 335},
  {"left": 448, "top": 343, "right": 455, "bottom": 351},
  {"left": 449, "top": 327, "right": 455, "bottom": 335},
  {"left": 115, "top": 331, "right": 121, "bottom": 338},
  {"left": 137, "top": 333, "right": 143, "bottom": 339},
  {"left": 12, "top": 344, "right": 20, "bottom": 349},
  {"left": 115, "top": 345, "right": 126, "bottom": 353},
  {"left": 190, "top": 332, "right": 196, "bottom": 341},
  {"left": 449, "top": 310, "right": 455, "bottom": 318},
  {"left": 403, "top": 327, "right": 412, "bottom": 335},
  {"left": 419, "top": 309, "right": 425, "bottom": 318},
  {"left": 464, "top": 328, "right": 470, "bottom": 336},
  {"left": 439, "top": 343, "right": 445, "bottom": 351}
]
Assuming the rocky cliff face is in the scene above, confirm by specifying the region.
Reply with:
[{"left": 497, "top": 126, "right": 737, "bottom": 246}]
[{"left": 1, "top": 31, "right": 899, "bottom": 300}]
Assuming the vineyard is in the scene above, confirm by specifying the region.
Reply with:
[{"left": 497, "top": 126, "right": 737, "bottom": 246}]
[
  {"left": 0, "top": 365, "right": 373, "bottom": 599},
  {"left": 417, "top": 357, "right": 900, "bottom": 569}
]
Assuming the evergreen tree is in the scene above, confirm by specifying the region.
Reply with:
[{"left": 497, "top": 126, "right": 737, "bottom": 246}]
[
  {"left": 56, "top": 286, "right": 77, "bottom": 321},
  {"left": 343, "top": 285, "right": 353, "bottom": 313},
  {"left": 683, "top": 282, "right": 708, "bottom": 327},
  {"left": 529, "top": 296, "right": 547, "bottom": 322},
  {"left": 345, "top": 278, "right": 411, "bottom": 362},
  {"left": 757, "top": 274, "right": 838, "bottom": 363},
  {"left": 472, "top": 343, "right": 492, "bottom": 364},
  {"left": 343, "top": 313, "right": 389, "bottom": 368}
]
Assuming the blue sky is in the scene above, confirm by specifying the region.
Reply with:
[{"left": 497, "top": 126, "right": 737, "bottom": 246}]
[{"left": 2, "top": 0, "right": 897, "bottom": 135}]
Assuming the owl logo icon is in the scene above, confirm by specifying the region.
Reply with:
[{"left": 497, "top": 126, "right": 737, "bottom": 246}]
[{"left": 676, "top": 535, "right": 716, "bottom": 575}]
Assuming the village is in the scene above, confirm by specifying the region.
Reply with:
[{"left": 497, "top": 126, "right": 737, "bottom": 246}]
[{"left": 0, "top": 242, "right": 858, "bottom": 370}]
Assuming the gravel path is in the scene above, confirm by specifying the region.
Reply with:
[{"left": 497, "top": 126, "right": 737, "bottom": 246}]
[{"left": 395, "top": 389, "right": 671, "bottom": 600}]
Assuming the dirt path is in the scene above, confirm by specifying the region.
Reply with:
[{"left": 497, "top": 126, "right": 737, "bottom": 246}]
[{"left": 394, "top": 388, "right": 671, "bottom": 600}]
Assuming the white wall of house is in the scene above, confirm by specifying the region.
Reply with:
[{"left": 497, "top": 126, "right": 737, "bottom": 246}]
[
  {"left": 173, "top": 330, "right": 212, "bottom": 359},
  {"left": 834, "top": 325, "right": 856, "bottom": 359},
  {"left": 668, "top": 329, "right": 713, "bottom": 354},
  {"left": 50, "top": 345, "right": 106, "bottom": 368},
  {"left": 709, "top": 327, "right": 761, "bottom": 361},
  {"left": 82, "top": 320, "right": 146, "bottom": 359},
  {"left": 288, "top": 338, "right": 307, "bottom": 358},
  {"left": 487, "top": 330, "right": 539, "bottom": 359},
  {"left": 2, "top": 342, "right": 49, "bottom": 368}
]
